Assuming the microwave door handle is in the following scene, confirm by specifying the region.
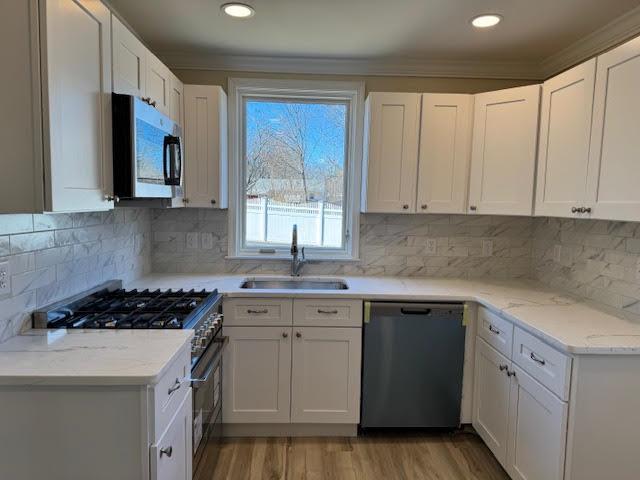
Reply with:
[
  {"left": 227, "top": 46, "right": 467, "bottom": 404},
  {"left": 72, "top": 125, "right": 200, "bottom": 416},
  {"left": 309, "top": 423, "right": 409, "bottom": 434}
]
[
  {"left": 175, "top": 139, "right": 182, "bottom": 186},
  {"left": 163, "top": 136, "right": 170, "bottom": 184}
]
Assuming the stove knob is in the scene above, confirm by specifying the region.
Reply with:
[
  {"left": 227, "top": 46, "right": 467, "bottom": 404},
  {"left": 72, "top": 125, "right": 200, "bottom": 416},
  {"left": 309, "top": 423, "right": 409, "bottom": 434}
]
[{"left": 197, "top": 336, "right": 208, "bottom": 347}]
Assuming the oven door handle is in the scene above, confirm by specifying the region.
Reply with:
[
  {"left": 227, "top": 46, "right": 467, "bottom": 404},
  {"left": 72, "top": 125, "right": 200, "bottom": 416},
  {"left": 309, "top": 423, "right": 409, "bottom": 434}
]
[{"left": 187, "top": 336, "right": 228, "bottom": 388}]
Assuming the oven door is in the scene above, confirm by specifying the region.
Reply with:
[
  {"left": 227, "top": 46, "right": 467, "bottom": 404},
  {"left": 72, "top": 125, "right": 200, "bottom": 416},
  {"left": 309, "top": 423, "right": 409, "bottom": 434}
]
[
  {"left": 192, "top": 336, "right": 227, "bottom": 479},
  {"left": 132, "top": 97, "right": 182, "bottom": 198}
]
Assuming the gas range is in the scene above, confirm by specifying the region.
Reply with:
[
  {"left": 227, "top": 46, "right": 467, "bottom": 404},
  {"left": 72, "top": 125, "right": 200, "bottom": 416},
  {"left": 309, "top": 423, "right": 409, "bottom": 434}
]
[{"left": 32, "top": 280, "right": 223, "bottom": 367}]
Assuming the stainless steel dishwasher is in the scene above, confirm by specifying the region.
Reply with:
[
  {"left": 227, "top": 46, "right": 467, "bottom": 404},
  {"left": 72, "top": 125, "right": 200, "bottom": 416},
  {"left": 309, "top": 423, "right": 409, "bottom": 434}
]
[{"left": 361, "top": 302, "right": 466, "bottom": 429}]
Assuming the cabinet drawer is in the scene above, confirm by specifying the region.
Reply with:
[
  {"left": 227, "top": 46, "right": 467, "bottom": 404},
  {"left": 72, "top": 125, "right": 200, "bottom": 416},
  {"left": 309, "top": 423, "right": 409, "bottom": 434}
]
[
  {"left": 293, "top": 299, "right": 362, "bottom": 327},
  {"left": 224, "top": 298, "right": 293, "bottom": 326},
  {"left": 512, "top": 327, "right": 572, "bottom": 401},
  {"left": 153, "top": 346, "right": 191, "bottom": 441},
  {"left": 477, "top": 307, "right": 514, "bottom": 358},
  {"left": 151, "top": 388, "right": 192, "bottom": 480}
]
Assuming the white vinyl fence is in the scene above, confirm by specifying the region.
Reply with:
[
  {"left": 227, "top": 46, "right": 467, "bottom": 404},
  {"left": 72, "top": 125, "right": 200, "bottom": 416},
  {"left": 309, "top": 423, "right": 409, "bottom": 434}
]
[{"left": 246, "top": 197, "right": 343, "bottom": 247}]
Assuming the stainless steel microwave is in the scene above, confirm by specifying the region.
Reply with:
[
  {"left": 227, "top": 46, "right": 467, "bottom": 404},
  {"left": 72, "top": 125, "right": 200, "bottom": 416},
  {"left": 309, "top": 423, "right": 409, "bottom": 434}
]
[{"left": 112, "top": 94, "right": 183, "bottom": 199}]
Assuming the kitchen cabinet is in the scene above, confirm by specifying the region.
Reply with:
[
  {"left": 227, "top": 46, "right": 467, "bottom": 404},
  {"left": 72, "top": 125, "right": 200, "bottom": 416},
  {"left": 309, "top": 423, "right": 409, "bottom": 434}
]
[
  {"left": 222, "top": 298, "right": 362, "bottom": 430},
  {"left": 2, "top": 0, "right": 115, "bottom": 213},
  {"left": 183, "top": 85, "right": 229, "bottom": 209},
  {"left": 112, "top": 15, "right": 147, "bottom": 98},
  {"left": 506, "top": 365, "right": 567, "bottom": 480},
  {"left": 468, "top": 85, "right": 541, "bottom": 216},
  {"left": 361, "top": 92, "right": 421, "bottom": 213},
  {"left": 146, "top": 52, "right": 172, "bottom": 116},
  {"left": 535, "top": 60, "right": 596, "bottom": 218},
  {"left": 416, "top": 94, "right": 473, "bottom": 214},
  {"left": 151, "top": 388, "right": 193, "bottom": 480},
  {"left": 473, "top": 337, "right": 511, "bottom": 465},
  {"left": 170, "top": 74, "right": 185, "bottom": 126},
  {"left": 291, "top": 326, "right": 361, "bottom": 423},
  {"left": 222, "top": 326, "right": 292, "bottom": 423},
  {"left": 586, "top": 35, "right": 640, "bottom": 222}
]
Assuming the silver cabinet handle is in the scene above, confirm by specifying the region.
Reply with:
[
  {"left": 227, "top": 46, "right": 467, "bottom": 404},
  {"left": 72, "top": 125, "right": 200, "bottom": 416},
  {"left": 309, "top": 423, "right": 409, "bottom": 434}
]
[
  {"left": 296, "top": 331, "right": 302, "bottom": 338},
  {"left": 571, "top": 206, "right": 579, "bottom": 213},
  {"left": 583, "top": 207, "right": 592, "bottom": 214},
  {"left": 282, "top": 332, "right": 288, "bottom": 338},
  {"left": 499, "top": 364, "right": 508, "bottom": 372},
  {"left": 530, "top": 352, "right": 546, "bottom": 365},
  {"left": 160, "top": 446, "right": 173, "bottom": 458},
  {"left": 469, "top": 205, "right": 477, "bottom": 212},
  {"left": 488, "top": 325, "right": 500, "bottom": 335},
  {"left": 402, "top": 204, "right": 409, "bottom": 210},
  {"left": 167, "top": 378, "right": 181, "bottom": 395},
  {"left": 247, "top": 309, "right": 268, "bottom": 314},
  {"left": 317, "top": 309, "right": 338, "bottom": 315}
]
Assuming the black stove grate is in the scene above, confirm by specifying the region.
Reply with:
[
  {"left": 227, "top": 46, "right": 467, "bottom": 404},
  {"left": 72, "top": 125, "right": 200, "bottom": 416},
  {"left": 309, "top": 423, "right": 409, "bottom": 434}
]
[{"left": 47, "top": 288, "right": 216, "bottom": 329}]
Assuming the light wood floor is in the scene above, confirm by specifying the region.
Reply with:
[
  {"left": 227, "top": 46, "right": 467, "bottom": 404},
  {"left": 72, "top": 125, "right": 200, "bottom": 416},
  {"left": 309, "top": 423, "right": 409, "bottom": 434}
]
[{"left": 211, "top": 432, "right": 509, "bottom": 480}]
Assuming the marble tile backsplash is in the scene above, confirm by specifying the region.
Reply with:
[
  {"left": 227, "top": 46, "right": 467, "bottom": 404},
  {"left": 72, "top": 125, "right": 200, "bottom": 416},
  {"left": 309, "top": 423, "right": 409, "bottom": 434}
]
[
  {"left": 151, "top": 209, "right": 534, "bottom": 278},
  {"left": 532, "top": 217, "right": 640, "bottom": 322},
  {"left": 0, "top": 208, "right": 151, "bottom": 341}
]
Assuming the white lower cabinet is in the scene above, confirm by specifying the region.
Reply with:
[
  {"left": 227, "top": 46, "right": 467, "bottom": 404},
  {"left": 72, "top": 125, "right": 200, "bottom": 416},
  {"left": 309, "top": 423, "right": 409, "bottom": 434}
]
[
  {"left": 222, "top": 326, "right": 292, "bottom": 423},
  {"left": 473, "top": 337, "right": 511, "bottom": 464},
  {"left": 222, "top": 298, "right": 362, "bottom": 428},
  {"left": 506, "top": 365, "right": 567, "bottom": 480},
  {"left": 151, "top": 388, "right": 193, "bottom": 480},
  {"left": 291, "top": 327, "right": 361, "bottom": 423}
]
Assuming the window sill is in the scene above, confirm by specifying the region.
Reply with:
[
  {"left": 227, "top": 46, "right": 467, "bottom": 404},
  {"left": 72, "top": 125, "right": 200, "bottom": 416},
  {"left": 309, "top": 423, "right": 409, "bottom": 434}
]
[{"left": 225, "top": 255, "right": 360, "bottom": 263}]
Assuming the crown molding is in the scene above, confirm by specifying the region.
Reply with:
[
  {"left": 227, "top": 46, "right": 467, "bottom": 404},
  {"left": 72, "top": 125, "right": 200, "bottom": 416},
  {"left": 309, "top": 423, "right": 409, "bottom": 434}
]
[
  {"left": 161, "top": 52, "right": 543, "bottom": 80},
  {"left": 540, "top": 5, "right": 640, "bottom": 78},
  {"left": 159, "top": 5, "right": 640, "bottom": 81}
]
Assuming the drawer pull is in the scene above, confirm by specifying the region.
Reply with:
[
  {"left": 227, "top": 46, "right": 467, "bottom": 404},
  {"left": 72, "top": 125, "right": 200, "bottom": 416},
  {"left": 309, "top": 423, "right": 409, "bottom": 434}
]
[
  {"left": 296, "top": 331, "right": 302, "bottom": 338},
  {"left": 247, "top": 309, "right": 268, "bottom": 314},
  {"left": 317, "top": 309, "right": 338, "bottom": 315},
  {"left": 488, "top": 325, "right": 500, "bottom": 335},
  {"left": 282, "top": 332, "right": 289, "bottom": 338},
  {"left": 530, "top": 352, "right": 546, "bottom": 365},
  {"left": 499, "top": 364, "right": 508, "bottom": 372},
  {"left": 167, "top": 378, "right": 181, "bottom": 395},
  {"left": 507, "top": 370, "right": 516, "bottom": 377},
  {"left": 160, "top": 446, "right": 173, "bottom": 458}
]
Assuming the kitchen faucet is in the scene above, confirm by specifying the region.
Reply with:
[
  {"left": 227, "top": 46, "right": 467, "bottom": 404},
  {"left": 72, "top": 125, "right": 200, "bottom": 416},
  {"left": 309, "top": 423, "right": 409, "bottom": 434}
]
[{"left": 290, "top": 224, "right": 306, "bottom": 276}]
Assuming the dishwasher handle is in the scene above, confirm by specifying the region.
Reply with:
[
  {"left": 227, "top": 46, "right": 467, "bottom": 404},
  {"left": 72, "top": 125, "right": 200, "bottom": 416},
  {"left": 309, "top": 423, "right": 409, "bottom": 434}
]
[{"left": 400, "top": 307, "right": 432, "bottom": 315}]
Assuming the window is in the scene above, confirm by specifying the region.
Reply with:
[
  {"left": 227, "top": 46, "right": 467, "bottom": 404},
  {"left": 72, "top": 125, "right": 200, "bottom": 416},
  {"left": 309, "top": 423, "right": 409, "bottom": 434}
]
[{"left": 228, "top": 79, "right": 364, "bottom": 260}]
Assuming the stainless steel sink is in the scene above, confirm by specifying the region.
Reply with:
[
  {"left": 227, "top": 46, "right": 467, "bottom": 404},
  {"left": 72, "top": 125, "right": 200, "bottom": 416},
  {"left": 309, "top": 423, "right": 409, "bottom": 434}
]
[{"left": 240, "top": 278, "right": 349, "bottom": 290}]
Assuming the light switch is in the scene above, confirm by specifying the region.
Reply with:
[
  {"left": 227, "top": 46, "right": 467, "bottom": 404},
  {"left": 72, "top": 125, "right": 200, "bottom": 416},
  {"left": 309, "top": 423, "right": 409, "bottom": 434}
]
[
  {"left": 636, "top": 258, "right": 640, "bottom": 281},
  {"left": 186, "top": 232, "right": 199, "bottom": 250},
  {"left": 554, "top": 245, "right": 562, "bottom": 263},
  {"left": 482, "top": 239, "right": 493, "bottom": 257},
  {"left": 0, "top": 261, "right": 10, "bottom": 296},
  {"left": 201, "top": 233, "right": 213, "bottom": 250},
  {"left": 425, "top": 239, "right": 437, "bottom": 256}
]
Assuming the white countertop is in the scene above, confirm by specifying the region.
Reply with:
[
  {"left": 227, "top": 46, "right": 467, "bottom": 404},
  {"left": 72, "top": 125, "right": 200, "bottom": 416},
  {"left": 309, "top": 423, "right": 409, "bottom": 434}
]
[
  {"left": 128, "top": 274, "right": 640, "bottom": 355},
  {"left": 0, "top": 329, "right": 193, "bottom": 386}
]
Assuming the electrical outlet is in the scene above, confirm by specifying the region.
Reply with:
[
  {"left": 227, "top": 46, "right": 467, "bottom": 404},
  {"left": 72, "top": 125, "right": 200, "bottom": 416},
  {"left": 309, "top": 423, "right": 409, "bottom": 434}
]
[
  {"left": 425, "top": 238, "right": 437, "bottom": 256},
  {"left": 482, "top": 239, "right": 493, "bottom": 257},
  {"left": 201, "top": 232, "right": 213, "bottom": 250},
  {"left": 0, "top": 261, "right": 10, "bottom": 296},
  {"left": 186, "top": 232, "right": 199, "bottom": 250},
  {"left": 636, "top": 257, "right": 640, "bottom": 281},
  {"left": 554, "top": 245, "right": 562, "bottom": 263}
]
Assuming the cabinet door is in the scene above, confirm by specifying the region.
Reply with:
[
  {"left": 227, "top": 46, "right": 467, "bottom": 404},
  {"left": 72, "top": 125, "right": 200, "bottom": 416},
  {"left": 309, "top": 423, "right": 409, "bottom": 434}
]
[
  {"left": 291, "top": 327, "right": 361, "bottom": 424},
  {"left": 506, "top": 365, "right": 568, "bottom": 480},
  {"left": 222, "top": 326, "right": 291, "bottom": 423},
  {"left": 536, "top": 60, "right": 596, "bottom": 218},
  {"left": 362, "top": 92, "right": 420, "bottom": 213},
  {"left": 586, "top": 36, "right": 640, "bottom": 222},
  {"left": 151, "top": 388, "right": 192, "bottom": 480},
  {"left": 184, "top": 85, "right": 228, "bottom": 209},
  {"left": 169, "top": 74, "right": 184, "bottom": 126},
  {"left": 42, "top": 0, "right": 113, "bottom": 212},
  {"left": 111, "top": 15, "right": 146, "bottom": 97},
  {"left": 473, "top": 338, "right": 511, "bottom": 466},
  {"left": 417, "top": 94, "right": 473, "bottom": 214},
  {"left": 146, "top": 52, "right": 171, "bottom": 116},
  {"left": 469, "top": 85, "right": 541, "bottom": 216}
]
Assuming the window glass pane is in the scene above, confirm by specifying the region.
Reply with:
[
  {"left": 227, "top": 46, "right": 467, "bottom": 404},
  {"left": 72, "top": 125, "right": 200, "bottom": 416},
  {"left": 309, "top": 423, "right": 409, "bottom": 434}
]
[{"left": 244, "top": 99, "right": 348, "bottom": 249}]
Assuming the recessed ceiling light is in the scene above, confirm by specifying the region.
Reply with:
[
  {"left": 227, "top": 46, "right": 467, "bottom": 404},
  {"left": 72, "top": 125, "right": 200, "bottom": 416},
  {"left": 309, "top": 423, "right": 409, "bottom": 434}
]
[
  {"left": 471, "top": 14, "right": 502, "bottom": 28},
  {"left": 221, "top": 3, "right": 255, "bottom": 18}
]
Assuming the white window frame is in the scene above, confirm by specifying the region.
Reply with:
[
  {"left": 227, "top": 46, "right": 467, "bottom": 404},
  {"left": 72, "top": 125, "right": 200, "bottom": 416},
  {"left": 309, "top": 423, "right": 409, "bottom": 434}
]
[{"left": 227, "top": 78, "right": 364, "bottom": 261}]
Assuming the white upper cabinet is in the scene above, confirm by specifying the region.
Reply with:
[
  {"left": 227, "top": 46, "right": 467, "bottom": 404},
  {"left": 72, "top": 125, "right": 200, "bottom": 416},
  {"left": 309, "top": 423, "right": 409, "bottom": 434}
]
[
  {"left": 169, "top": 74, "right": 185, "bottom": 126},
  {"left": 586, "top": 36, "right": 640, "bottom": 222},
  {"left": 112, "top": 15, "right": 146, "bottom": 97},
  {"left": 362, "top": 92, "right": 421, "bottom": 213},
  {"left": 43, "top": 0, "right": 114, "bottom": 212},
  {"left": 146, "top": 52, "right": 172, "bottom": 116},
  {"left": 535, "top": 60, "right": 596, "bottom": 218},
  {"left": 417, "top": 94, "right": 473, "bottom": 214},
  {"left": 183, "top": 85, "right": 228, "bottom": 209},
  {"left": 468, "top": 85, "right": 541, "bottom": 216}
]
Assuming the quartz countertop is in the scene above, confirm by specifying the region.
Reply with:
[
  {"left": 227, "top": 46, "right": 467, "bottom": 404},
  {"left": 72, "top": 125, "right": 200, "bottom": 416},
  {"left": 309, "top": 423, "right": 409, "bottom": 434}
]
[
  {"left": 128, "top": 274, "right": 640, "bottom": 355},
  {"left": 0, "top": 329, "right": 193, "bottom": 386}
]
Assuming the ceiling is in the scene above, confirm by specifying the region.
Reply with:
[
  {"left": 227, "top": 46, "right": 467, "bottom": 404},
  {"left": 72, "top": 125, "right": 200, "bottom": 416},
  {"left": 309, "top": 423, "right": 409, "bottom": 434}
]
[{"left": 109, "top": 0, "right": 640, "bottom": 77}]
